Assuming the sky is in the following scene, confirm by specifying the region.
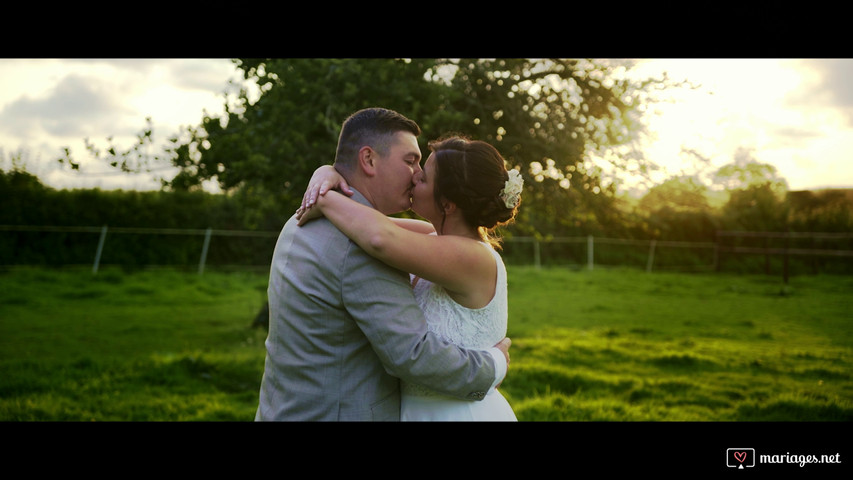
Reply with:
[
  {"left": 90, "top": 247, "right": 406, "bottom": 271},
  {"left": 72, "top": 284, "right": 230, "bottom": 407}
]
[
  {"left": 621, "top": 58, "right": 853, "bottom": 193},
  {"left": 1, "top": 58, "right": 852, "bottom": 194}
]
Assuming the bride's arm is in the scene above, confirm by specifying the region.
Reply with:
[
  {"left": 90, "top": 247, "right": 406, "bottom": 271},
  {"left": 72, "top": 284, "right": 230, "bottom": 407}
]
[
  {"left": 389, "top": 217, "right": 436, "bottom": 235},
  {"left": 302, "top": 190, "right": 490, "bottom": 296},
  {"left": 299, "top": 164, "right": 435, "bottom": 235}
]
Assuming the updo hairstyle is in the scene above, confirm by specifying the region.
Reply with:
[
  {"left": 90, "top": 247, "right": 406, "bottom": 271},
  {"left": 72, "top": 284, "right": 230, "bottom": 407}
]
[{"left": 429, "top": 135, "right": 521, "bottom": 248}]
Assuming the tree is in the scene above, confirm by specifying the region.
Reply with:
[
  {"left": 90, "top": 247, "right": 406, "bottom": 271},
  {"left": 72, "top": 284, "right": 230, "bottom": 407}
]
[
  {"left": 787, "top": 189, "right": 853, "bottom": 232},
  {"left": 637, "top": 175, "right": 717, "bottom": 240},
  {"left": 165, "top": 58, "right": 454, "bottom": 229},
  {"left": 57, "top": 59, "right": 670, "bottom": 234},
  {"left": 714, "top": 148, "right": 789, "bottom": 231},
  {"left": 439, "top": 59, "right": 659, "bottom": 237},
  {"left": 640, "top": 175, "right": 710, "bottom": 212},
  {"left": 713, "top": 147, "right": 788, "bottom": 194}
]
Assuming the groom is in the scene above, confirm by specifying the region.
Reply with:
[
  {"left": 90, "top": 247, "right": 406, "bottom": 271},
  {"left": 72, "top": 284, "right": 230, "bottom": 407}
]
[{"left": 255, "top": 107, "right": 510, "bottom": 421}]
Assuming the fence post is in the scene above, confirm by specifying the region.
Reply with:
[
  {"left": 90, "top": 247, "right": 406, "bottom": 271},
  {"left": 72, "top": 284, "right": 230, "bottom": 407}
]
[
  {"left": 587, "top": 235, "right": 594, "bottom": 271},
  {"left": 783, "top": 230, "right": 789, "bottom": 284},
  {"left": 198, "top": 227, "right": 212, "bottom": 275},
  {"left": 92, "top": 225, "right": 108, "bottom": 274},
  {"left": 533, "top": 238, "right": 541, "bottom": 269},
  {"left": 646, "top": 239, "right": 656, "bottom": 273},
  {"left": 713, "top": 233, "right": 719, "bottom": 271}
]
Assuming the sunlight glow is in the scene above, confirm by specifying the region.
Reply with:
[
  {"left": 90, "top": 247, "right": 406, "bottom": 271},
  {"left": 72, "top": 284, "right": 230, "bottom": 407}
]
[
  {"left": 2, "top": 59, "right": 852, "bottom": 193},
  {"left": 610, "top": 59, "right": 853, "bottom": 192}
]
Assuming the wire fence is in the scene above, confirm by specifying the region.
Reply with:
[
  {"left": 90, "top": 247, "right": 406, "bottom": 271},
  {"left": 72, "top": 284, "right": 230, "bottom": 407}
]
[
  {"left": 2, "top": 225, "right": 852, "bottom": 280},
  {"left": 0, "top": 225, "right": 278, "bottom": 275},
  {"left": 505, "top": 235, "right": 719, "bottom": 271}
]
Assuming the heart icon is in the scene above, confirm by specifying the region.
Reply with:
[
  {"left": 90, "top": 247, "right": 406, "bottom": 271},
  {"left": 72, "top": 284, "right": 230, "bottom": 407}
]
[{"left": 734, "top": 451, "right": 747, "bottom": 463}]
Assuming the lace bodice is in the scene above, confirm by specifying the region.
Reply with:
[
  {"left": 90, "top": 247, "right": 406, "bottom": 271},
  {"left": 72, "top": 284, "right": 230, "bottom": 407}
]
[{"left": 402, "top": 243, "right": 508, "bottom": 397}]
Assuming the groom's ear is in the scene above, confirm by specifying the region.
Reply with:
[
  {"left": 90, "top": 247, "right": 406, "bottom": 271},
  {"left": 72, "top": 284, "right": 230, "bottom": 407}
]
[{"left": 358, "top": 146, "right": 377, "bottom": 177}]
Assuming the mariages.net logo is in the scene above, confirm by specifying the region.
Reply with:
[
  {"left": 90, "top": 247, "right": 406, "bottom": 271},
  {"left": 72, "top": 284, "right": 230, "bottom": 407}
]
[
  {"left": 727, "top": 448, "right": 756, "bottom": 469},
  {"left": 727, "top": 448, "right": 843, "bottom": 469}
]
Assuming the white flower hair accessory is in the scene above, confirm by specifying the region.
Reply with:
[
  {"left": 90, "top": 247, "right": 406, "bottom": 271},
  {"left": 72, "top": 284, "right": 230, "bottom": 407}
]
[{"left": 500, "top": 169, "right": 523, "bottom": 209}]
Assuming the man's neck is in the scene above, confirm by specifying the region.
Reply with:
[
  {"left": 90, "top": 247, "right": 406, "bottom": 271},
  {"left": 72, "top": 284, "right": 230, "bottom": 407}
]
[
  {"left": 346, "top": 182, "right": 375, "bottom": 207},
  {"left": 335, "top": 167, "right": 375, "bottom": 210}
]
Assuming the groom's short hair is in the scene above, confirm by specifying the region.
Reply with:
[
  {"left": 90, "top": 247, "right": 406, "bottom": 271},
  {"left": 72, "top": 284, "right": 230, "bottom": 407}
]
[{"left": 334, "top": 108, "right": 421, "bottom": 173}]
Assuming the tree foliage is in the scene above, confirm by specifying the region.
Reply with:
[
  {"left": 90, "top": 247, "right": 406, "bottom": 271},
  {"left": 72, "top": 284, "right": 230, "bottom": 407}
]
[
  {"left": 0, "top": 168, "right": 271, "bottom": 267},
  {"left": 5, "top": 163, "right": 852, "bottom": 272},
  {"left": 711, "top": 148, "right": 790, "bottom": 232},
  {"left": 159, "top": 58, "right": 664, "bottom": 233},
  {"left": 164, "top": 59, "right": 455, "bottom": 229},
  {"left": 788, "top": 189, "right": 853, "bottom": 232},
  {"left": 636, "top": 175, "right": 718, "bottom": 240},
  {"left": 713, "top": 147, "right": 788, "bottom": 193}
]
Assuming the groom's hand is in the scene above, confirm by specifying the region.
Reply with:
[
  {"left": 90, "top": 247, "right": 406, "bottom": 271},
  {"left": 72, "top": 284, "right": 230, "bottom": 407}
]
[
  {"left": 494, "top": 337, "right": 511, "bottom": 365},
  {"left": 493, "top": 337, "right": 511, "bottom": 389}
]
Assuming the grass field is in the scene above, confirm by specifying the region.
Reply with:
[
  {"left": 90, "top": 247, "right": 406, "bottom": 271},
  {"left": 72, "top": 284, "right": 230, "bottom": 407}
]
[{"left": 1, "top": 265, "right": 851, "bottom": 421}]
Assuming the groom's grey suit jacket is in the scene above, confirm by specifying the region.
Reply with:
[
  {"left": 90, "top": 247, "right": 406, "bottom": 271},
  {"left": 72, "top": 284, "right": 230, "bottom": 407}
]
[{"left": 255, "top": 190, "right": 498, "bottom": 421}]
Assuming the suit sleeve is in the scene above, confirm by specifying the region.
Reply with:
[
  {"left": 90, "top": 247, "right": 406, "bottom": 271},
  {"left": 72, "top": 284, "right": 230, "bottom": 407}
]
[{"left": 340, "top": 239, "right": 499, "bottom": 401}]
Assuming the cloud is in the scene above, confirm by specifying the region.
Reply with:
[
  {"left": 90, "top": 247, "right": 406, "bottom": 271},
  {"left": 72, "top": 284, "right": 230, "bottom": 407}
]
[
  {"left": 766, "top": 124, "right": 825, "bottom": 149},
  {"left": 0, "top": 73, "right": 135, "bottom": 140},
  {"left": 60, "top": 58, "right": 162, "bottom": 71},
  {"left": 63, "top": 58, "right": 240, "bottom": 93},
  {"left": 167, "top": 59, "right": 240, "bottom": 93},
  {"left": 810, "top": 59, "right": 853, "bottom": 107},
  {"left": 788, "top": 59, "right": 853, "bottom": 126}
]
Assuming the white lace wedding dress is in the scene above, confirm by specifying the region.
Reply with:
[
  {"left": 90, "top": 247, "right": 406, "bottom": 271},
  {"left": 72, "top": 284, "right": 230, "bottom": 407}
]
[{"left": 401, "top": 242, "right": 517, "bottom": 421}]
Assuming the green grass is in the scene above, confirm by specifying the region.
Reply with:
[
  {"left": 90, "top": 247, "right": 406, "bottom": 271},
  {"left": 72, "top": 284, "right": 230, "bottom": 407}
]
[
  {"left": 501, "top": 267, "right": 853, "bottom": 421},
  {"left": 1, "top": 265, "right": 851, "bottom": 421},
  {"left": 0, "top": 267, "right": 270, "bottom": 421}
]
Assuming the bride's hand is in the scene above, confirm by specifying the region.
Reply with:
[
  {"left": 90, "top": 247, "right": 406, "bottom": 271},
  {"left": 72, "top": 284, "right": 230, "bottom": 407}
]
[
  {"left": 302, "top": 165, "right": 353, "bottom": 210},
  {"left": 296, "top": 204, "right": 324, "bottom": 226}
]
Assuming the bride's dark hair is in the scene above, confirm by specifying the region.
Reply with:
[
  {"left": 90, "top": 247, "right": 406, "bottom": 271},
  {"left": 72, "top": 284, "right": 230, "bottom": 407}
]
[{"left": 428, "top": 135, "right": 521, "bottom": 248}]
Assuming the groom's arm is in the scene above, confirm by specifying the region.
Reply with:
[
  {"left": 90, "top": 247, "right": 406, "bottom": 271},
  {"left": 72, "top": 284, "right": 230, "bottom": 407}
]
[{"left": 341, "top": 240, "right": 504, "bottom": 400}]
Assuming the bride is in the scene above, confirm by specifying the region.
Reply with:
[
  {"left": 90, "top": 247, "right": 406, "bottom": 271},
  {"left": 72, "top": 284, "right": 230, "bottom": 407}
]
[{"left": 297, "top": 135, "right": 522, "bottom": 421}]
